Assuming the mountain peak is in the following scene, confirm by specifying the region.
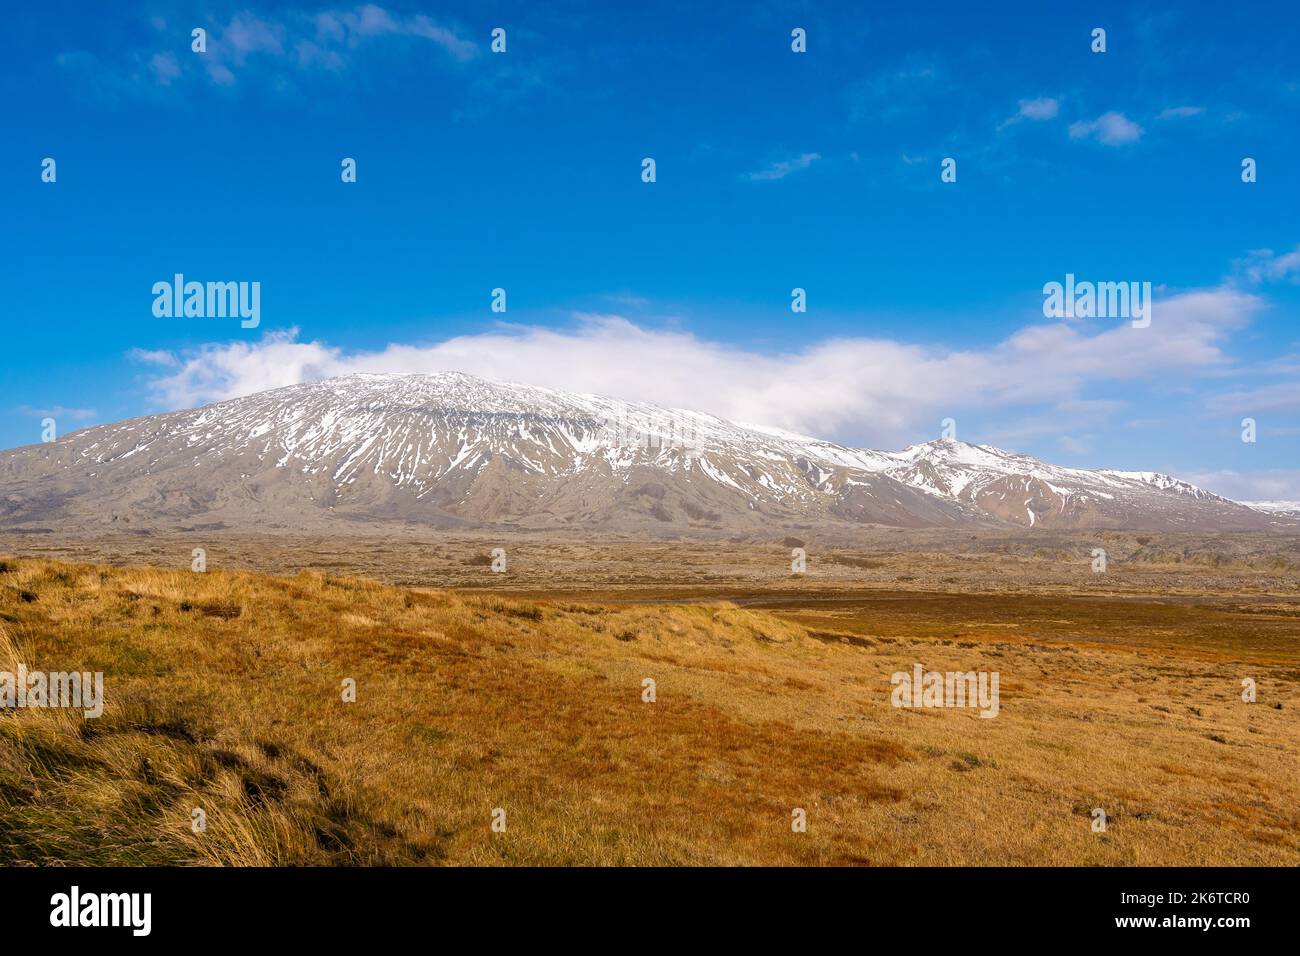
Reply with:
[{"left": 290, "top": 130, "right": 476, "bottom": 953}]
[{"left": 899, "top": 437, "right": 1026, "bottom": 466}]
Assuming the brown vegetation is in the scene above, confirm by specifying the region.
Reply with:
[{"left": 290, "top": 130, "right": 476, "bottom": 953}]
[{"left": 0, "top": 552, "right": 1296, "bottom": 866}]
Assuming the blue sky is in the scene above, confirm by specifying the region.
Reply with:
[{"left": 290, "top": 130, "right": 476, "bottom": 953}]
[{"left": 3, "top": 0, "right": 1298, "bottom": 499}]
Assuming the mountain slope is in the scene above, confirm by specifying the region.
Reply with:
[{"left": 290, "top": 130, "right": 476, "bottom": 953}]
[{"left": 0, "top": 372, "right": 1285, "bottom": 534}]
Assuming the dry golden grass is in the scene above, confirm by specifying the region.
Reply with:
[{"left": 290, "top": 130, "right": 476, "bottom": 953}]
[
  {"left": 7, "top": 528, "right": 1298, "bottom": 597},
  {"left": 0, "top": 555, "right": 1296, "bottom": 865}
]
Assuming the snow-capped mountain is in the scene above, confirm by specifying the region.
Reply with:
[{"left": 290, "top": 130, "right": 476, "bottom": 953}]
[
  {"left": 0, "top": 372, "right": 1287, "bottom": 533},
  {"left": 1243, "top": 501, "right": 1300, "bottom": 519}
]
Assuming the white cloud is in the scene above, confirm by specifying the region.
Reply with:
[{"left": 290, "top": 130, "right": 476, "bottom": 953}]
[
  {"left": 1208, "top": 381, "right": 1300, "bottom": 415},
  {"left": 83, "top": 4, "right": 479, "bottom": 91},
  {"left": 126, "top": 348, "right": 179, "bottom": 366},
  {"left": 318, "top": 5, "right": 477, "bottom": 61},
  {"left": 207, "top": 62, "right": 236, "bottom": 87},
  {"left": 16, "top": 405, "right": 97, "bottom": 422},
  {"left": 999, "top": 96, "right": 1059, "bottom": 130},
  {"left": 148, "top": 52, "right": 180, "bottom": 86},
  {"left": 1017, "top": 97, "right": 1059, "bottom": 120},
  {"left": 1235, "top": 245, "right": 1300, "bottom": 284},
  {"left": 1157, "top": 105, "right": 1204, "bottom": 120},
  {"left": 223, "top": 13, "right": 286, "bottom": 64},
  {"left": 746, "top": 153, "right": 821, "bottom": 182},
  {"left": 1183, "top": 469, "right": 1300, "bottom": 502},
  {"left": 138, "top": 287, "right": 1260, "bottom": 449},
  {"left": 1069, "top": 111, "right": 1143, "bottom": 146}
]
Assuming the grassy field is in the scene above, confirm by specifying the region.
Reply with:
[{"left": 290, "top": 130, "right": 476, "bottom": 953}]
[
  {"left": 7, "top": 528, "right": 1298, "bottom": 596},
  {"left": 0, "top": 554, "right": 1296, "bottom": 865}
]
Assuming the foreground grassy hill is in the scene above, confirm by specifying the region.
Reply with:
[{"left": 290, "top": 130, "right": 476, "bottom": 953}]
[{"left": 0, "top": 556, "right": 1296, "bottom": 865}]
